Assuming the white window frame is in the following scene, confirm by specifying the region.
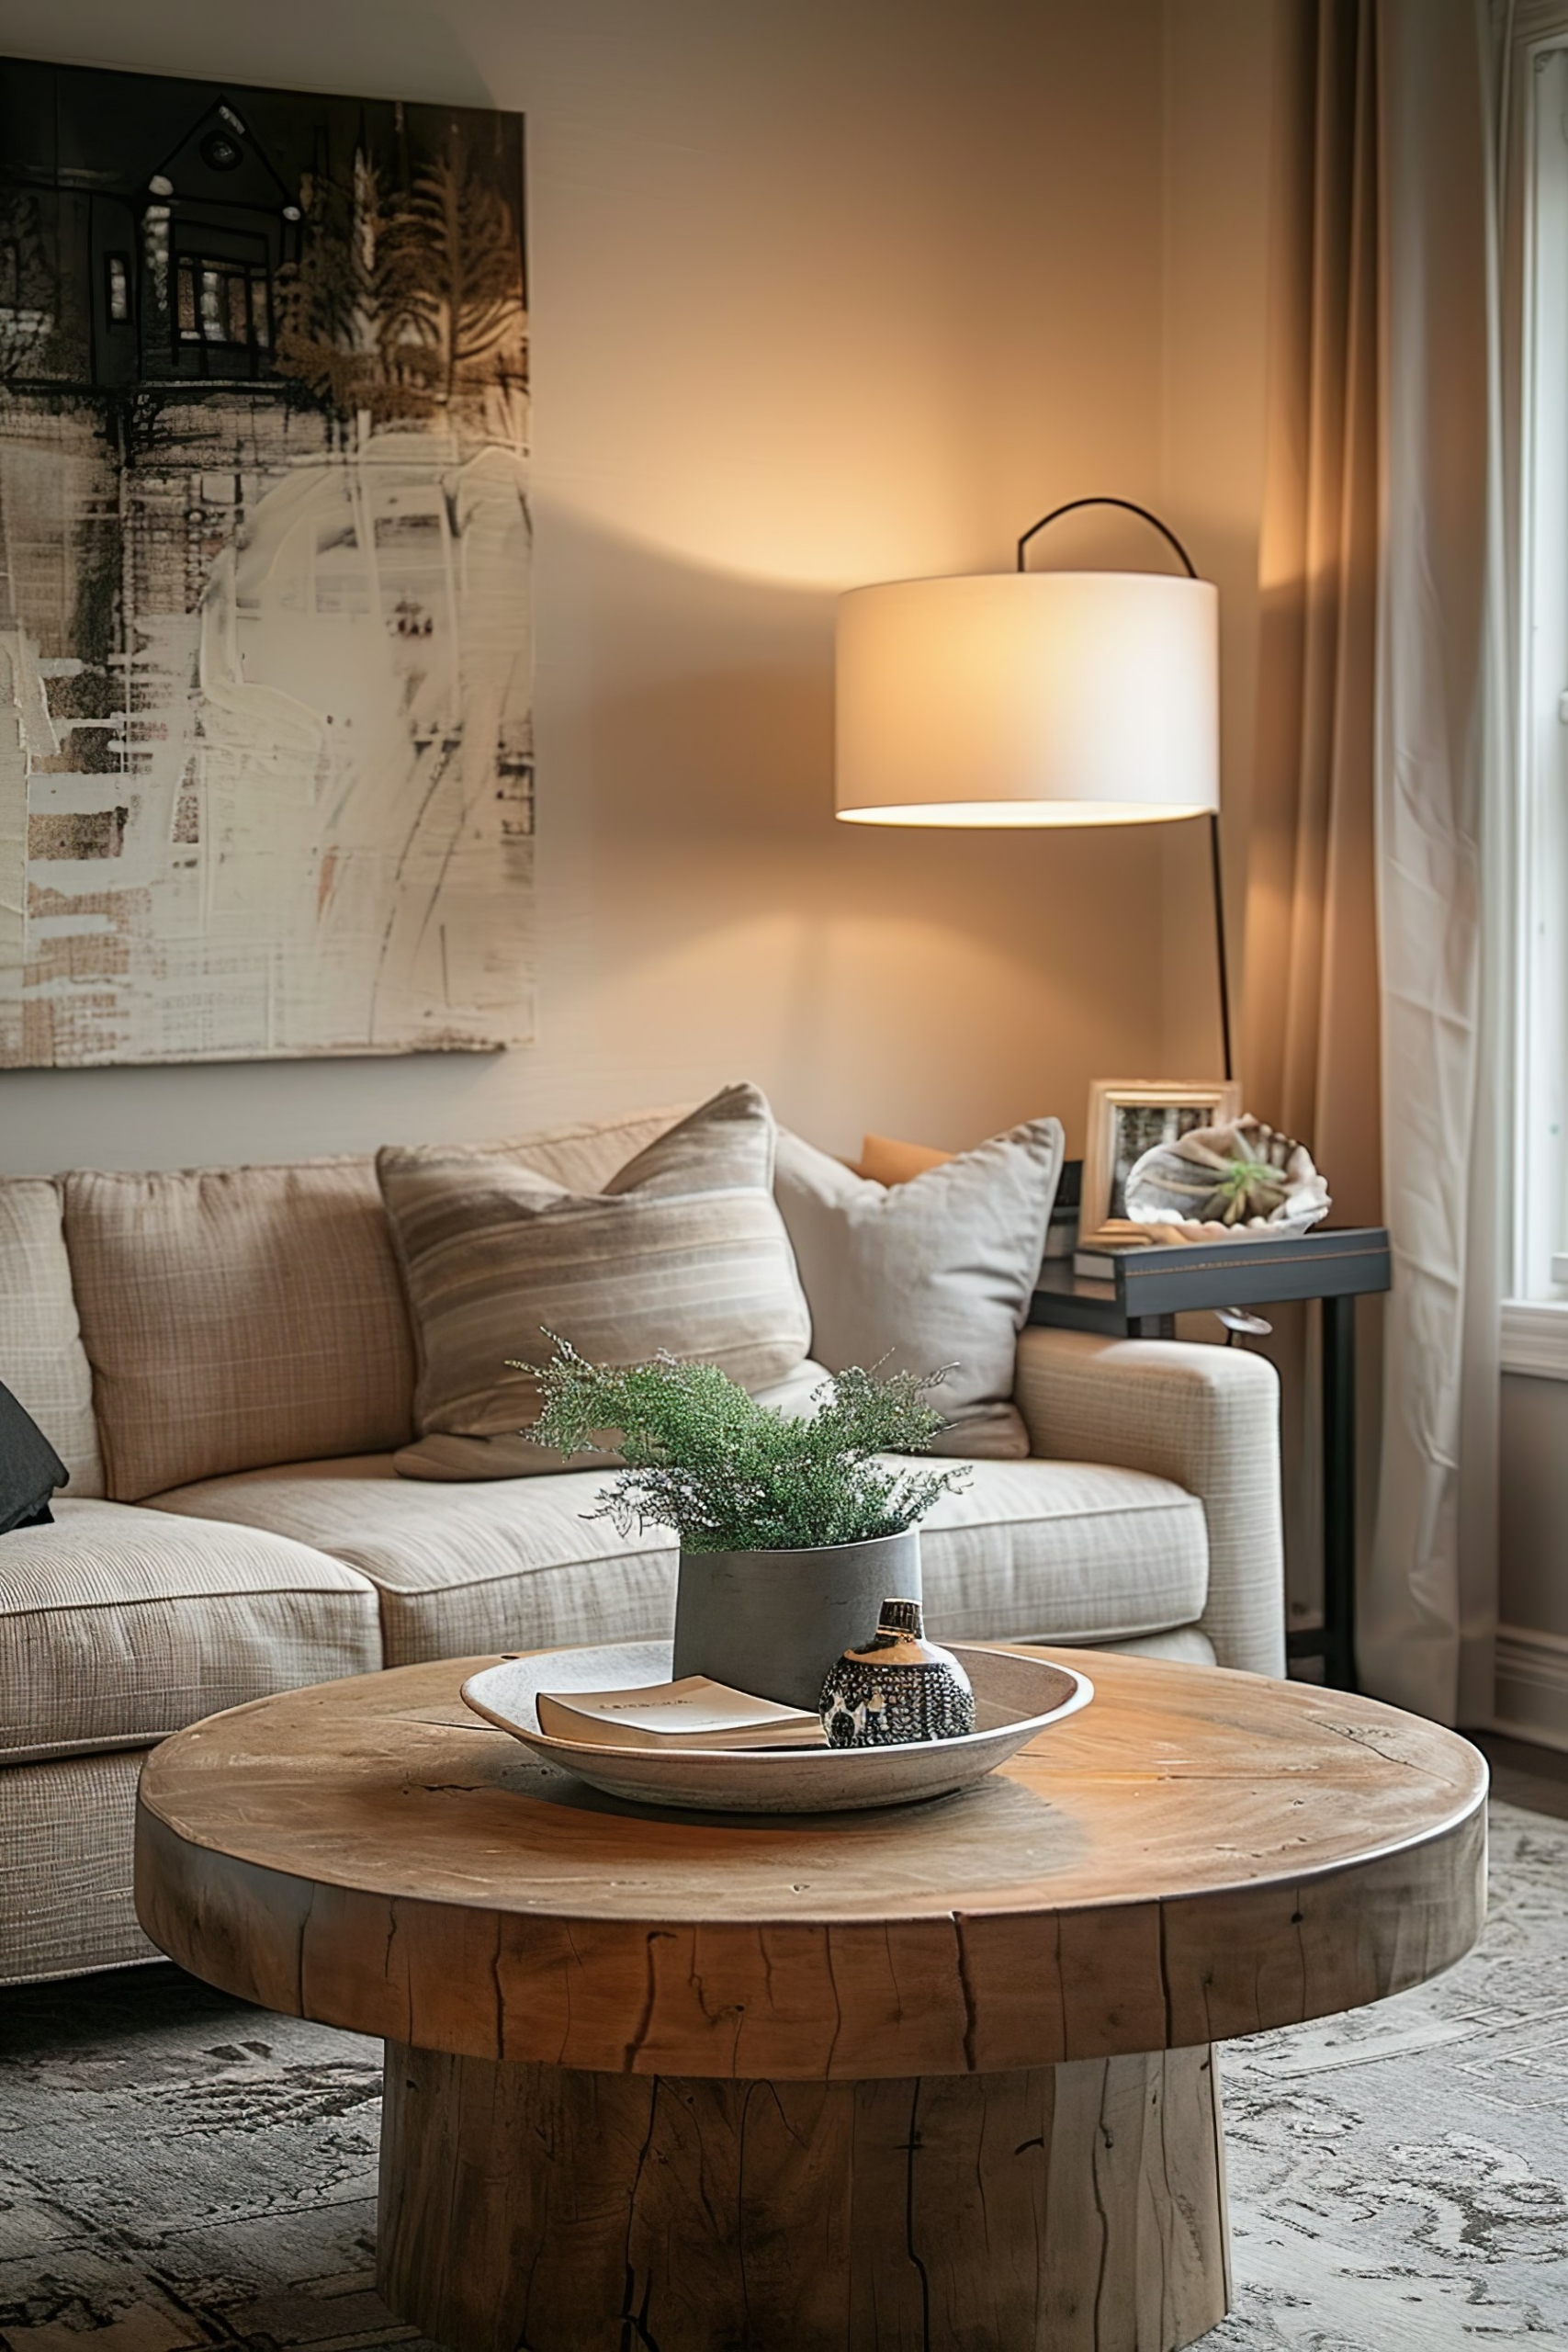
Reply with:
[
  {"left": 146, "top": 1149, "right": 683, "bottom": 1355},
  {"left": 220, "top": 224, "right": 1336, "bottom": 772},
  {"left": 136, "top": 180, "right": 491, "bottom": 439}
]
[{"left": 1504, "top": 6, "right": 1568, "bottom": 1374}]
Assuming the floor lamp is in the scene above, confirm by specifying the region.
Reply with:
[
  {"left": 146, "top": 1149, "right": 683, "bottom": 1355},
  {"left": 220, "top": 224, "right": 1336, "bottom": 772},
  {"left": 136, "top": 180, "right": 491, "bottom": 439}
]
[{"left": 834, "top": 498, "right": 1232, "bottom": 1080}]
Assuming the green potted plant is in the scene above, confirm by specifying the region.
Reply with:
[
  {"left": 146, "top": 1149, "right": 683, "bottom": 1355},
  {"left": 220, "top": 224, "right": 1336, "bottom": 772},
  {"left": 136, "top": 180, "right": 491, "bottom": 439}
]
[{"left": 528, "top": 1337, "right": 967, "bottom": 1708}]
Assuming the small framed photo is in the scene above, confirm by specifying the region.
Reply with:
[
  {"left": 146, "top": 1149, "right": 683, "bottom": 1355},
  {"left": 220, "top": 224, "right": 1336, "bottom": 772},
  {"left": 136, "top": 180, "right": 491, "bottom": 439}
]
[{"left": 1078, "top": 1079, "right": 1243, "bottom": 1249}]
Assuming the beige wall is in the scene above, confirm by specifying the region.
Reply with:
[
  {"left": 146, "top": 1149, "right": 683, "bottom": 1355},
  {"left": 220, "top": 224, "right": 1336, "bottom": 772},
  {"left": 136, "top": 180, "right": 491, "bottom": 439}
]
[
  {"left": 1157, "top": 0, "right": 1276, "bottom": 1082},
  {"left": 1496, "top": 1374, "right": 1568, "bottom": 1745},
  {"left": 1500, "top": 1376, "right": 1568, "bottom": 1643},
  {"left": 0, "top": 0, "right": 1219, "bottom": 1176}
]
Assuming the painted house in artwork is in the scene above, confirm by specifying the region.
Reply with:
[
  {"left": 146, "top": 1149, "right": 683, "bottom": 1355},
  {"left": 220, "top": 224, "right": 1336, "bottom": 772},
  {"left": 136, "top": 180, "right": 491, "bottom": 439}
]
[
  {"left": 0, "top": 60, "right": 532, "bottom": 1069},
  {"left": 0, "top": 77, "right": 299, "bottom": 392}
]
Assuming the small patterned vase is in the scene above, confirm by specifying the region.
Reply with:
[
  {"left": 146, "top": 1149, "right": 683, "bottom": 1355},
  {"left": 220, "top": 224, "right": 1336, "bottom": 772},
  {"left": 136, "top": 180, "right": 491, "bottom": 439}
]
[{"left": 818, "top": 1598, "right": 976, "bottom": 1748}]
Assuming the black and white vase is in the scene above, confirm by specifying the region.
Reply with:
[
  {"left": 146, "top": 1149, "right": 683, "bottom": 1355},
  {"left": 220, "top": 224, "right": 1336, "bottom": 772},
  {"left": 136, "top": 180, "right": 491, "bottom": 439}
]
[{"left": 818, "top": 1598, "right": 976, "bottom": 1747}]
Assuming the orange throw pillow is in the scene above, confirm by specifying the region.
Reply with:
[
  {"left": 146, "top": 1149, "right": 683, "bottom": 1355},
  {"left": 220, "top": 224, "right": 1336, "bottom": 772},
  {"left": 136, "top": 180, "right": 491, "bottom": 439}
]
[{"left": 859, "top": 1133, "right": 954, "bottom": 1186}]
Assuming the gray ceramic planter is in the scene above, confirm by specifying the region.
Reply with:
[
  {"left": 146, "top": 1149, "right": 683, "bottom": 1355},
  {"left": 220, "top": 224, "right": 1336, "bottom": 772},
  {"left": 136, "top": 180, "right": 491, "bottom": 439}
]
[{"left": 671, "top": 1528, "right": 922, "bottom": 1712}]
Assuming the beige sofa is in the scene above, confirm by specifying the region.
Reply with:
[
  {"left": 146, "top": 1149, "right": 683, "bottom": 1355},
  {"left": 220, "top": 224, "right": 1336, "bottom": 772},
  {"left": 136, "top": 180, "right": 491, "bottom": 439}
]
[{"left": 0, "top": 1106, "right": 1284, "bottom": 1986}]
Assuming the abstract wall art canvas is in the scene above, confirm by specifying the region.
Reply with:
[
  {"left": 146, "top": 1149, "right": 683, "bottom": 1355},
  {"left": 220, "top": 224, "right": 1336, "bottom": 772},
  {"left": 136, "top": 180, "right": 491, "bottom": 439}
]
[{"left": 0, "top": 59, "right": 532, "bottom": 1066}]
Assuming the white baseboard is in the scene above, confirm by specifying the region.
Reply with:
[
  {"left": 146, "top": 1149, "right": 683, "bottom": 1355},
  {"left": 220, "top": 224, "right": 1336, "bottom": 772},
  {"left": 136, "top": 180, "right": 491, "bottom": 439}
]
[{"left": 1490, "top": 1623, "right": 1568, "bottom": 1754}]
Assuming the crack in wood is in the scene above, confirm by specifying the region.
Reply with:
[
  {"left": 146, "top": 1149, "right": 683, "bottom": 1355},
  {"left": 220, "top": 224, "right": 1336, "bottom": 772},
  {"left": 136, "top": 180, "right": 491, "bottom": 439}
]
[
  {"left": 821, "top": 1930, "right": 844, "bottom": 2080},
  {"left": 295, "top": 1881, "right": 315, "bottom": 2020},
  {"left": 952, "top": 1914, "right": 979, "bottom": 2072},
  {"left": 902, "top": 2079, "right": 934, "bottom": 2352},
  {"left": 1317, "top": 1717, "right": 1434, "bottom": 1770},
  {"left": 624, "top": 1928, "right": 675, "bottom": 2071},
  {"left": 557, "top": 1920, "right": 580, "bottom": 2066},
  {"left": 1157, "top": 1900, "right": 1176, "bottom": 2051},
  {"left": 617, "top": 2260, "right": 662, "bottom": 2352},
  {"left": 619, "top": 2082, "right": 664, "bottom": 2352}
]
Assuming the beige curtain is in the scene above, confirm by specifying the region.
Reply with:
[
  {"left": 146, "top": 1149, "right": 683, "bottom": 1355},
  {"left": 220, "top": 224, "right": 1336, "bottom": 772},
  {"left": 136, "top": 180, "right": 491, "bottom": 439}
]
[
  {"left": 1246, "top": 0, "right": 1502, "bottom": 1720},
  {"left": 1245, "top": 4, "right": 1382, "bottom": 1226}
]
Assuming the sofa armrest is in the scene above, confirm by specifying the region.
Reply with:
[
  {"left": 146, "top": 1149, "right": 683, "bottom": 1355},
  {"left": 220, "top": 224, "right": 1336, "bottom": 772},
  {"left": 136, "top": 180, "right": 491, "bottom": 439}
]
[{"left": 1013, "top": 1327, "right": 1284, "bottom": 1677}]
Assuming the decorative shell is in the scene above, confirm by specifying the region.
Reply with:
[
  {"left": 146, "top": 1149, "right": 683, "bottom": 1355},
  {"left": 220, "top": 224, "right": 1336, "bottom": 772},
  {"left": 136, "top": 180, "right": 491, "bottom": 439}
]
[{"left": 1122, "top": 1114, "right": 1330, "bottom": 1240}]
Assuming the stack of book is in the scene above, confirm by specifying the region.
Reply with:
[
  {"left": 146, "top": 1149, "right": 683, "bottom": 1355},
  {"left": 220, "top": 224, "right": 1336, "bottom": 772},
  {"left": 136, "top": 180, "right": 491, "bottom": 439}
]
[
  {"left": 536, "top": 1675, "right": 827, "bottom": 1751},
  {"left": 1072, "top": 1237, "right": 1152, "bottom": 1281}
]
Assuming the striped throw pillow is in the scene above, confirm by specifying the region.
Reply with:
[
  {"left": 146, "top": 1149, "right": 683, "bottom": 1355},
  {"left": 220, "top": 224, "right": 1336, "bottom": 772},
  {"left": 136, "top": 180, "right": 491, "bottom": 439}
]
[{"left": 379, "top": 1083, "right": 811, "bottom": 1479}]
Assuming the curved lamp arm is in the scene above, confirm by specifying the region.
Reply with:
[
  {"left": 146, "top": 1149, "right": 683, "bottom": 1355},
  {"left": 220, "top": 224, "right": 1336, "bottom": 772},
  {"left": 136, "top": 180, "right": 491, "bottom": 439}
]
[
  {"left": 1012, "top": 495, "right": 1229, "bottom": 1080},
  {"left": 1016, "top": 497, "right": 1200, "bottom": 579}
]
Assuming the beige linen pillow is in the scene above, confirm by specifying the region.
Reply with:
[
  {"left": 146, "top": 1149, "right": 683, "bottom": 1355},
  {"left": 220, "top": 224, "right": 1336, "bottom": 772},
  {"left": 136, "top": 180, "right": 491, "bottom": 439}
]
[
  {"left": 64, "top": 1158, "right": 416, "bottom": 1501},
  {"left": 0, "top": 1177, "right": 104, "bottom": 1497},
  {"left": 773, "top": 1118, "right": 1064, "bottom": 1459},
  {"left": 381, "top": 1083, "right": 812, "bottom": 1480}
]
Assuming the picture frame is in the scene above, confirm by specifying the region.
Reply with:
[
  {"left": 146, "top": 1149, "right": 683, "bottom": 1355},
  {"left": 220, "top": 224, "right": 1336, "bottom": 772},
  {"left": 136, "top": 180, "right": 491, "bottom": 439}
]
[{"left": 1078, "top": 1080, "right": 1244, "bottom": 1250}]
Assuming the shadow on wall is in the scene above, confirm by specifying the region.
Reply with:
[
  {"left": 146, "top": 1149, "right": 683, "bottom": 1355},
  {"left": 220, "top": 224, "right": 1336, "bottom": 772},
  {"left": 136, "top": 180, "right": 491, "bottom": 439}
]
[{"left": 532, "top": 501, "right": 1175, "bottom": 1157}]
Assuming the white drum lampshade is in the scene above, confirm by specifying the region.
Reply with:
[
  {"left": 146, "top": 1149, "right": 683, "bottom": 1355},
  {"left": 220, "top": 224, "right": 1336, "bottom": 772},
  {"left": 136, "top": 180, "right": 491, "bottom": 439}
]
[
  {"left": 833, "top": 498, "right": 1233, "bottom": 1077},
  {"left": 835, "top": 568, "right": 1219, "bottom": 827}
]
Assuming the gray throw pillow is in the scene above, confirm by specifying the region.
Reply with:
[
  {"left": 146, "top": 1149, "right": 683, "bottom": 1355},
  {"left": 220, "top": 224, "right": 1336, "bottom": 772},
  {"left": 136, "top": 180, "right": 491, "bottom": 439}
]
[{"left": 773, "top": 1119, "right": 1065, "bottom": 1458}]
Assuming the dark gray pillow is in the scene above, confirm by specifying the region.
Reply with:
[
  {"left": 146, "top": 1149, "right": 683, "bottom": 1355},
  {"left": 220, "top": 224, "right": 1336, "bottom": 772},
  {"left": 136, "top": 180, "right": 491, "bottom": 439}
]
[{"left": 0, "top": 1381, "right": 67, "bottom": 1532}]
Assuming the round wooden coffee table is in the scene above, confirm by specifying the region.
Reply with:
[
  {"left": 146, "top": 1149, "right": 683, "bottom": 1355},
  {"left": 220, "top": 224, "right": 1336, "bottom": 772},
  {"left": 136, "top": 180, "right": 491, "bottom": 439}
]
[{"left": 135, "top": 1648, "right": 1486, "bottom": 2352}]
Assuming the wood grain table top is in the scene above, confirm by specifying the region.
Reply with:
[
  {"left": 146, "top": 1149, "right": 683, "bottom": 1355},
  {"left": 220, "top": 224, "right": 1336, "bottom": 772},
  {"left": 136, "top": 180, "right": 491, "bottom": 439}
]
[
  {"left": 137, "top": 1647, "right": 1480, "bottom": 1922},
  {"left": 135, "top": 1650, "right": 1488, "bottom": 2078}
]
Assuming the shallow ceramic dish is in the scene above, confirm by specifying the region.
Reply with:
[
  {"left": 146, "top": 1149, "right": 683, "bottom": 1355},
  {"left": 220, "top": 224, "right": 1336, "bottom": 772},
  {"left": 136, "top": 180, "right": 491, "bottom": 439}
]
[{"left": 461, "top": 1639, "right": 1092, "bottom": 1815}]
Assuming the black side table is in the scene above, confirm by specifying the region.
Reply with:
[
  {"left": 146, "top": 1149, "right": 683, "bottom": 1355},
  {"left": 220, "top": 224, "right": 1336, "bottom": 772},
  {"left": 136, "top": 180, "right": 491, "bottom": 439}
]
[{"left": 1028, "top": 1227, "right": 1392, "bottom": 1691}]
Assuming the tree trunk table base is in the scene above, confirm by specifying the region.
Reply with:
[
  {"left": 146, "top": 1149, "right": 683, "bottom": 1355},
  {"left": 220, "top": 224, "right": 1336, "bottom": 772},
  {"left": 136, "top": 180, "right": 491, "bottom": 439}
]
[{"left": 377, "top": 2041, "right": 1230, "bottom": 2352}]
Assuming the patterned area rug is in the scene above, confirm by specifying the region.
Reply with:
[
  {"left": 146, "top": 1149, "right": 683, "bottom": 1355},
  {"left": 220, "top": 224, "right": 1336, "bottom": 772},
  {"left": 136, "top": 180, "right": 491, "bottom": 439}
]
[{"left": 1, "top": 1801, "right": 1565, "bottom": 2352}]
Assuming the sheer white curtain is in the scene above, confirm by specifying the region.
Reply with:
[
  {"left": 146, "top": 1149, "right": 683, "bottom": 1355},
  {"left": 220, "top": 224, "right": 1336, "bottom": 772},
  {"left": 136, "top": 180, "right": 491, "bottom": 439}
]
[
  {"left": 1247, "top": 0, "right": 1504, "bottom": 1721},
  {"left": 1361, "top": 0, "right": 1504, "bottom": 1722}
]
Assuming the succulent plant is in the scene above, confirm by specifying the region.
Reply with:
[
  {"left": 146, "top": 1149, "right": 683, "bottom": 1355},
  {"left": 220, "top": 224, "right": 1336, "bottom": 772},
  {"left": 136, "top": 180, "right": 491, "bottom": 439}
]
[{"left": 1122, "top": 1115, "right": 1330, "bottom": 1238}]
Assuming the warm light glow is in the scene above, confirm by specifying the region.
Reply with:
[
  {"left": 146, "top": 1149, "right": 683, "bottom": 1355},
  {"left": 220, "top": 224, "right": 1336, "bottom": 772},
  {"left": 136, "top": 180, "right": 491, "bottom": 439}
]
[
  {"left": 835, "top": 571, "right": 1220, "bottom": 826},
  {"left": 838, "top": 800, "right": 1209, "bottom": 827}
]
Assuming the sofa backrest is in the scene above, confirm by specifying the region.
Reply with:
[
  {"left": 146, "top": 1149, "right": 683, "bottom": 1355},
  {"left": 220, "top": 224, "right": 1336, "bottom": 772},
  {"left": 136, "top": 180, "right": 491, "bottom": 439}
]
[
  {"left": 56, "top": 1106, "right": 689, "bottom": 1502},
  {"left": 0, "top": 1177, "right": 105, "bottom": 1498}
]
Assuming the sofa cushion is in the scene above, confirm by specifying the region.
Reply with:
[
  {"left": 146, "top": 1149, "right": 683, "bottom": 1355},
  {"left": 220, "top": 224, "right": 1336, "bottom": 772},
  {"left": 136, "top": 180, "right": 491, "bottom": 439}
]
[
  {"left": 381, "top": 1084, "right": 811, "bottom": 1479},
  {"left": 915, "top": 1459, "right": 1207, "bottom": 1643},
  {"left": 152, "top": 1457, "right": 678, "bottom": 1665},
  {"left": 0, "top": 1178, "right": 104, "bottom": 1498},
  {"left": 0, "top": 1498, "right": 382, "bottom": 1764},
  {"left": 151, "top": 1452, "right": 1208, "bottom": 1667}
]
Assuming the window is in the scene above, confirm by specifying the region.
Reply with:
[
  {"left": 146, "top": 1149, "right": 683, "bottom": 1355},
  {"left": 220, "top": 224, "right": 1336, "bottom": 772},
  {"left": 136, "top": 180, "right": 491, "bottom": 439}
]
[
  {"left": 106, "top": 254, "right": 130, "bottom": 324},
  {"left": 1509, "top": 25, "right": 1568, "bottom": 1352},
  {"left": 175, "top": 254, "right": 271, "bottom": 351}
]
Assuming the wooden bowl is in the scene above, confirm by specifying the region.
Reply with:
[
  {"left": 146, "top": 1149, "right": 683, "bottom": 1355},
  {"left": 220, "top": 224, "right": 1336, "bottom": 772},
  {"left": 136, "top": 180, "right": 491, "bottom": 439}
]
[{"left": 461, "top": 1640, "right": 1092, "bottom": 1815}]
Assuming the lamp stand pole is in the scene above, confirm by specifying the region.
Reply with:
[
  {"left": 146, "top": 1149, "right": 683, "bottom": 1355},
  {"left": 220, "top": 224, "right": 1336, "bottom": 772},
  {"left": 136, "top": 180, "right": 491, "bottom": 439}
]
[{"left": 1208, "top": 807, "right": 1234, "bottom": 1085}]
